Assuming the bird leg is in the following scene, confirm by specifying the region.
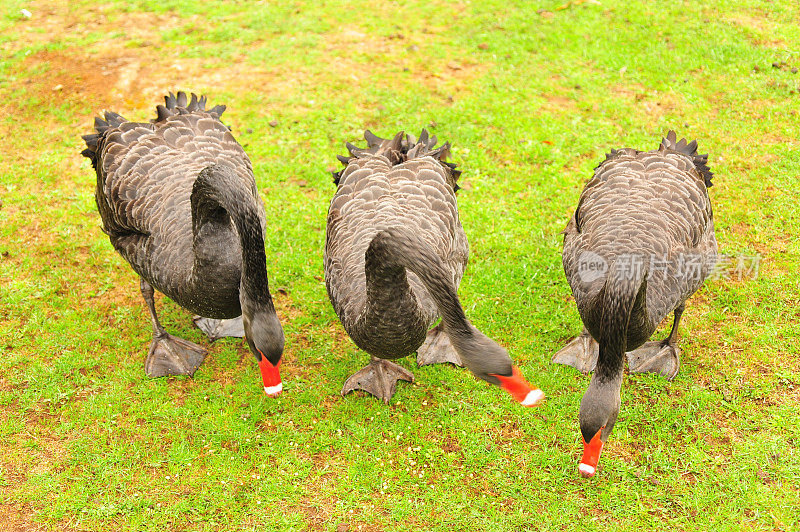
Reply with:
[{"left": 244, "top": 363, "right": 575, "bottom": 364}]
[
  {"left": 341, "top": 356, "right": 414, "bottom": 404},
  {"left": 552, "top": 329, "right": 599, "bottom": 374},
  {"left": 192, "top": 316, "right": 245, "bottom": 341},
  {"left": 416, "top": 323, "right": 464, "bottom": 367},
  {"left": 626, "top": 304, "right": 683, "bottom": 381},
  {"left": 140, "top": 279, "right": 207, "bottom": 378}
]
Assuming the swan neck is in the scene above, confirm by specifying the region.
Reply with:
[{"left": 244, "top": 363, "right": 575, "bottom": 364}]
[
  {"left": 594, "top": 261, "right": 647, "bottom": 381},
  {"left": 235, "top": 210, "right": 272, "bottom": 310},
  {"left": 192, "top": 165, "right": 273, "bottom": 311},
  {"left": 364, "top": 228, "right": 470, "bottom": 336}
]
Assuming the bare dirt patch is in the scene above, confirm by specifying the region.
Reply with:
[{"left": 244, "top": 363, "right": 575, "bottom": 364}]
[
  {"left": 0, "top": 503, "right": 46, "bottom": 532},
  {"left": 541, "top": 93, "right": 578, "bottom": 114},
  {"left": 611, "top": 83, "right": 684, "bottom": 121},
  {"left": 13, "top": 1, "right": 489, "bottom": 108},
  {"left": 6, "top": 1, "right": 187, "bottom": 53},
  {"left": 324, "top": 28, "right": 490, "bottom": 101},
  {"left": 725, "top": 13, "right": 786, "bottom": 49},
  {"left": 17, "top": 49, "right": 126, "bottom": 109},
  {"left": 5, "top": 2, "right": 188, "bottom": 119},
  {"left": 534, "top": 75, "right": 580, "bottom": 114},
  {"left": 4, "top": 1, "right": 491, "bottom": 152},
  {"left": 8, "top": 46, "right": 212, "bottom": 124}
]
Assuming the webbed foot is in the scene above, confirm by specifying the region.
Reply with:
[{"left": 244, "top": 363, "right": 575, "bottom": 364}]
[
  {"left": 626, "top": 341, "right": 680, "bottom": 380},
  {"left": 144, "top": 333, "right": 208, "bottom": 377},
  {"left": 416, "top": 324, "right": 463, "bottom": 367},
  {"left": 552, "top": 330, "right": 599, "bottom": 374},
  {"left": 192, "top": 316, "right": 245, "bottom": 341},
  {"left": 341, "top": 357, "right": 414, "bottom": 404}
]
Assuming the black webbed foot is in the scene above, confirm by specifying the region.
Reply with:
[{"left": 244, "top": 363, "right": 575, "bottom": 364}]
[
  {"left": 416, "top": 323, "right": 463, "bottom": 367},
  {"left": 145, "top": 333, "right": 208, "bottom": 377},
  {"left": 552, "top": 330, "right": 599, "bottom": 374},
  {"left": 341, "top": 358, "right": 414, "bottom": 404},
  {"left": 626, "top": 341, "right": 680, "bottom": 380},
  {"left": 192, "top": 316, "right": 245, "bottom": 341}
]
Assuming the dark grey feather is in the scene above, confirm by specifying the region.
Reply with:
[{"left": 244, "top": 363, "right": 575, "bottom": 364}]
[{"left": 325, "top": 131, "right": 520, "bottom": 388}]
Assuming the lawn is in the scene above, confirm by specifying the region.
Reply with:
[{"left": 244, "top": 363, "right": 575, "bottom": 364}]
[{"left": 1, "top": 0, "right": 799, "bottom": 530}]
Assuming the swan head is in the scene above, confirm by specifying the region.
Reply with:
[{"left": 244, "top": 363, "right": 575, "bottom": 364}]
[
  {"left": 577, "top": 375, "right": 622, "bottom": 477},
  {"left": 243, "top": 311, "right": 285, "bottom": 396},
  {"left": 450, "top": 327, "right": 543, "bottom": 407}
]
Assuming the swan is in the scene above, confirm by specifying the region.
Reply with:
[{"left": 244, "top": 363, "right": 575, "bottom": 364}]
[
  {"left": 81, "top": 92, "right": 284, "bottom": 395},
  {"left": 555, "top": 131, "right": 716, "bottom": 476},
  {"left": 324, "top": 131, "right": 542, "bottom": 405}
]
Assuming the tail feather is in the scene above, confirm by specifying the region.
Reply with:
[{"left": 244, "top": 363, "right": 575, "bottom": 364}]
[
  {"left": 80, "top": 111, "right": 129, "bottom": 169},
  {"left": 81, "top": 91, "right": 226, "bottom": 166},
  {"left": 333, "top": 129, "right": 461, "bottom": 189},
  {"left": 157, "top": 91, "right": 225, "bottom": 123},
  {"left": 659, "top": 130, "right": 713, "bottom": 188}
]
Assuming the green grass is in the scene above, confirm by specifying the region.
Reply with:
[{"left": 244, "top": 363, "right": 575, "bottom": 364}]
[{"left": 1, "top": 0, "right": 799, "bottom": 530}]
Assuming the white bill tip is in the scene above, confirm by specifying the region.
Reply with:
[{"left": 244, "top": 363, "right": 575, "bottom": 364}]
[
  {"left": 578, "top": 463, "right": 596, "bottom": 477},
  {"left": 264, "top": 383, "right": 283, "bottom": 396},
  {"left": 521, "top": 388, "right": 544, "bottom": 406}
]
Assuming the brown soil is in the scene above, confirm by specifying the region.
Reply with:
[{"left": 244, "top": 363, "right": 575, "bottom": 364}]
[
  {"left": 610, "top": 83, "right": 685, "bottom": 122},
  {"left": 9, "top": 5, "right": 489, "bottom": 129},
  {"left": 725, "top": 13, "right": 786, "bottom": 49},
  {"left": 0, "top": 503, "right": 47, "bottom": 532}
]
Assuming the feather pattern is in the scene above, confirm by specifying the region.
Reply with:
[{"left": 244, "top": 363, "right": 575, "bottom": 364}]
[
  {"left": 564, "top": 134, "right": 716, "bottom": 342},
  {"left": 560, "top": 131, "right": 718, "bottom": 476},
  {"left": 82, "top": 92, "right": 267, "bottom": 319},
  {"left": 324, "top": 132, "right": 542, "bottom": 407},
  {"left": 325, "top": 131, "right": 468, "bottom": 357}
]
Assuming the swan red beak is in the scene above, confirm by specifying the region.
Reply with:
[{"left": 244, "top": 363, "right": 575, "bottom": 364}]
[
  {"left": 579, "top": 428, "right": 604, "bottom": 478},
  {"left": 258, "top": 356, "right": 282, "bottom": 396},
  {"left": 491, "top": 366, "right": 544, "bottom": 407}
]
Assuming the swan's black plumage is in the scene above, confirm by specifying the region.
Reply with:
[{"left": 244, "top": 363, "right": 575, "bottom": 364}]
[
  {"left": 556, "top": 131, "right": 717, "bottom": 476},
  {"left": 325, "top": 131, "right": 542, "bottom": 405},
  {"left": 326, "top": 131, "right": 467, "bottom": 355},
  {"left": 81, "top": 92, "right": 284, "bottom": 391}
]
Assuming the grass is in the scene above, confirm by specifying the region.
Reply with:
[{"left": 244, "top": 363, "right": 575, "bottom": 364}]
[{"left": 1, "top": 0, "right": 799, "bottom": 530}]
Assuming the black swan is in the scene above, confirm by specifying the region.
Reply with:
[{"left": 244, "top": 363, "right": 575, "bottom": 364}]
[
  {"left": 81, "top": 92, "right": 284, "bottom": 395},
  {"left": 555, "top": 131, "right": 717, "bottom": 477},
  {"left": 324, "top": 130, "right": 543, "bottom": 405}
]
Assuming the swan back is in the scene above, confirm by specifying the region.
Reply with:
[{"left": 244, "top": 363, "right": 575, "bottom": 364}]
[
  {"left": 563, "top": 132, "right": 717, "bottom": 328},
  {"left": 82, "top": 92, "right": 265, "bottom": 308},
  {"left": 324, "top": 131, "right": 468, "bottom": 329}
]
